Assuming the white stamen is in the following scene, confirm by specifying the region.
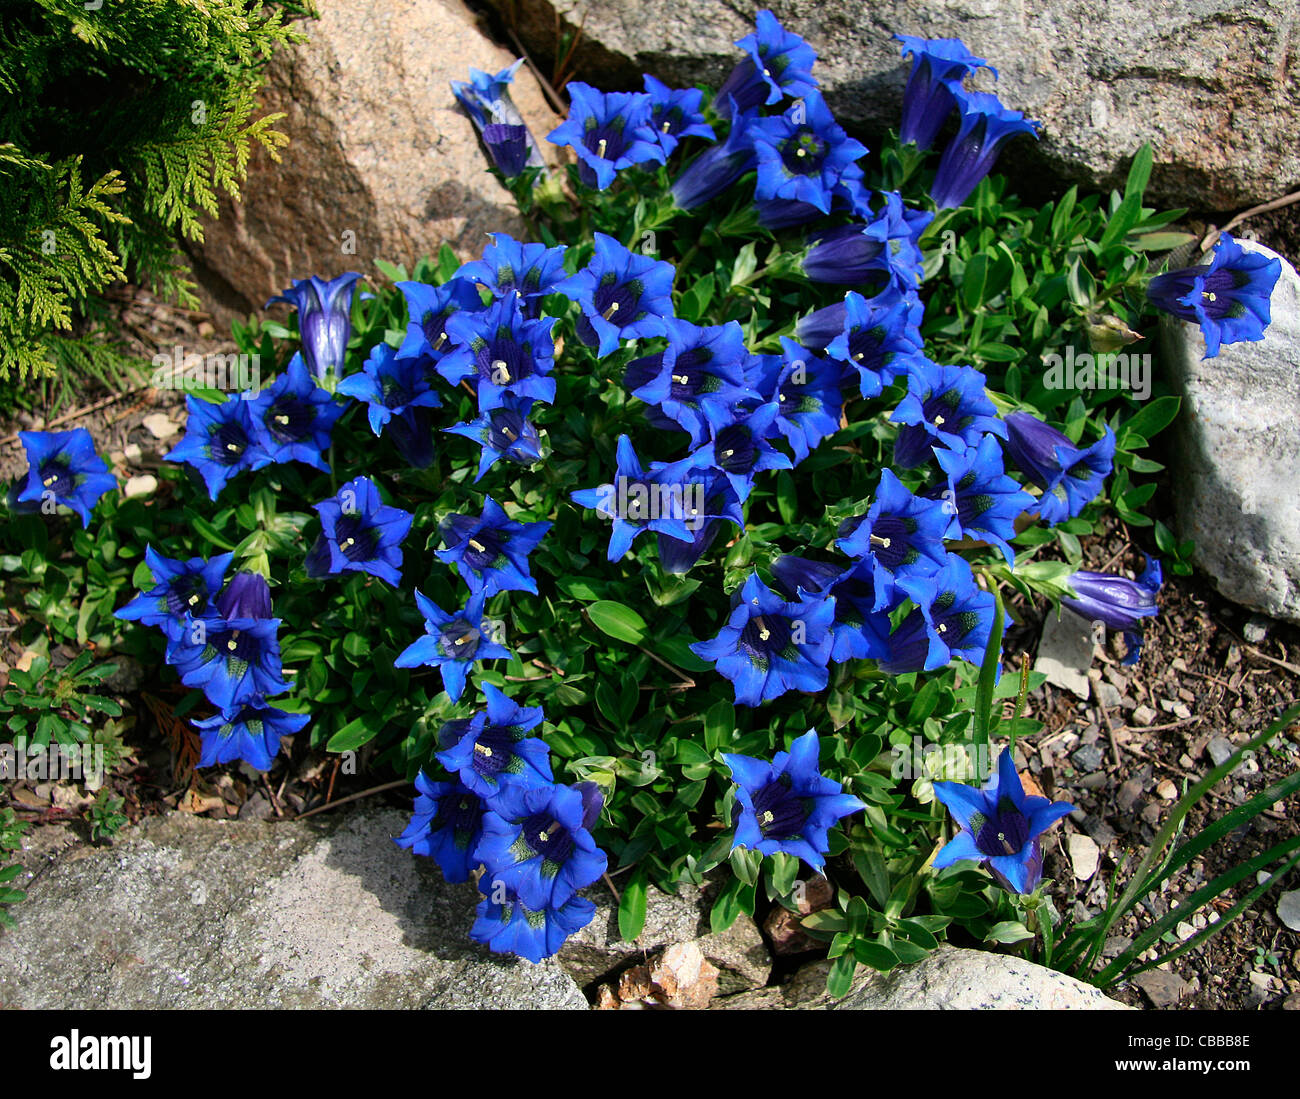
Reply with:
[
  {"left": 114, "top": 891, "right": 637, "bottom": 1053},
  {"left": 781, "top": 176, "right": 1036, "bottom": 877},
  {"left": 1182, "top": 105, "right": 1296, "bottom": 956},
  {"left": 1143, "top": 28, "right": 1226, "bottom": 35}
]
[
  {"left": 870, "top": 534, "right": 891, "bottom": 549},
  {"left": 468, "top": 538, "right": 486, "bottom": 552},
  {"left": 492, "top": 359, "right": 510, "bottom": 382}
]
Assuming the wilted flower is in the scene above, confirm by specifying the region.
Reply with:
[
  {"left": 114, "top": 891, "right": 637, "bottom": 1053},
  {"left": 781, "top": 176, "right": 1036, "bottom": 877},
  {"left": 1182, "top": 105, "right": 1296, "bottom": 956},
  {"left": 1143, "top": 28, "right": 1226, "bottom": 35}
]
[
  {"left": 15, "top": 428, "right": 117, "bottom": 527},
  {"left": 1061, "top": 555, "right": 1162, "bottom": 665},
  {"left": 265, "top": 272, "right": 362, "bottom": 387}
]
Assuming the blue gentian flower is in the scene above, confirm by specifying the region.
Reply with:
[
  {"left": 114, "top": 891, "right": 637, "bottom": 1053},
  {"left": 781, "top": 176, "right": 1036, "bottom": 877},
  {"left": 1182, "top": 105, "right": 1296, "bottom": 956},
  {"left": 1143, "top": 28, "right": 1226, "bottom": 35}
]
[
  {"left": 216, "top": 570, "right": 272, "bottom": 619},
  {"left": 690, "top": 571, "right": 835, "bottom": 706},
  {"left": 882, "top": 555, "right": 996, "bottom": 673},
  {"left": 265, "top": 272, "right": 362, "bottom": 387},
  {"left": 1146, "top": 232, "right": 1282, "bottom": 358},
  {"left": 393, "top": 589, "right": 510, "bottom": 702},
  {"left": 689, "top": 401, "right": 793, "bottom": 503},
  {"left": 771, "top": 556, "right": 894, "bottom": 664},
  {"left": 836, "top": 469, "right": 951, "bottom": 606},
  {"left": 245, "top": 352, "right": 345, "bottom": 472},
  {"left": 470, "top": 885, "right": 596, "bottom": 963},
  {"left": 891, "top": 360, "right": 1005, "bottom": 468},
  {"left": 1062, "top": 555, "right": 1162, "bottom": 665},
  {"left": 928, "top": 434, "right": 1034, "bottom": 565},
  {"left": 193, "top": 697, "right": 308, "bottom": 771},
  {"left": 167, "top": 612, "right": 289, "bottom": 711},
  {"left": 932, "top": 748, "right": 1075, "bottom": 894},
  {"left": 1002, "top": 411, "right": 1115, "bottom": 526},
  {"left": 723, "top": 730, "right": 864, "bottom": 872},
  {"left": 670, "top": 101, "right": 759, "bottom": 210},
  {"left": 116, "top": 547, "right": 233, "bottom": 641},
  {"left": 456, "top": 234, "right": 569, "bottom": 320},
  {"left": 643, "top": 75, "right": 714, "bottom": 156},
  {"left": 931, "top": 89, "right": 1040, "bottom": 209},
  {"left": 820, "top": 287, "right": 927, "bottom": 397},
  {"left": 394, "top": 278, "right": 486, "bottom": 373},
  {"left": 801, "top": 192, "right": 930, "bottom": 292},
  {"left": 476, "top": 782, "right": 608, "bottom": 910},
  {"left": 335, "top": 342, "right": 443, "bottom": 437},
  {"left": 439, "top": 294, "right": 557, "bottom": 409},
  {"left": 436, "top": 495, "right": 551, "bottom": 595},
  {"left": 895, "top": 35, "right": 996, "bottom": 152},
  {"left": 715, "top": 9, "right": 819, "bottom": 117},
  {"left": 396, "top": 773, "right": 486, "bottom": 884},
  {"left": 546, "top": 83, "right": 666, "bottom": 190},
  {"left": 451, "top": 58, "right": 546, "bottom": 176},
  {"left": 15, "top": 428, "right": 117, "bottom": 527},
  {"left": 749, "top": 92, "right": 868, "bottom": 217},
  {"left": 436, "top": 683, "right": 552, "bottom": 798},
  {"left": 305, "top": 476, "right": 413, "bottom": 586},
  {"left": 554, "top": 232, "right": 676, "bottom": 357},
  {"left": 655, "top": 466, "right": 745, "bottom": 574},
  {"left": 444, "top": 393, "right": 544, "bottom": 480},
  {"left": 753, "top": 339, "right": 845, "bottom": 463},
  {"left": 164, "top": 395, "right": 272, "bottom": 501}
]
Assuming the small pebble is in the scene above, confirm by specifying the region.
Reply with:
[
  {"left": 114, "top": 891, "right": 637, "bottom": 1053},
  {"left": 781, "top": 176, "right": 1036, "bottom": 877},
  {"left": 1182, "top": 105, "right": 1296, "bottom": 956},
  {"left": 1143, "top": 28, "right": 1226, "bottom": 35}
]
[{"left": 1156, "top": 779, "right": 1178, "bottom": 800}]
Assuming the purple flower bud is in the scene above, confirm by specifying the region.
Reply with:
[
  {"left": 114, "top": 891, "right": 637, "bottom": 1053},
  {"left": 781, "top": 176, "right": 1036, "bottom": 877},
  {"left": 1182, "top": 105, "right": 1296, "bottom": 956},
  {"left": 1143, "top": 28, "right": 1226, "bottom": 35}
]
[{"left": 215, "top": 570, "right": 273, "bottom": 620}]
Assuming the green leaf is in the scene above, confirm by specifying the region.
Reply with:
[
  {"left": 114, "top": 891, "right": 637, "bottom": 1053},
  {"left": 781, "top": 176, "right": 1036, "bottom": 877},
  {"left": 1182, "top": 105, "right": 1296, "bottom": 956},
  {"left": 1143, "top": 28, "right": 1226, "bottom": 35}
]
[
  {"left": 1120, "top": 395, "right": 1180, "bottom": 444},
  {"left": 826, "top": 953, "right": 857, "bottom": 998},
  {"left": 985, "top": 920, "right": 1035, "bottom": 945},
  {"left": 586, "top": 601, "right": 648, "bottom": 645},
  {"left": 618, "top": 870, "right": 648, "bottom": 942},
  {"left": 1124, "top": 144, "right": 1154, "bottom": 199}
]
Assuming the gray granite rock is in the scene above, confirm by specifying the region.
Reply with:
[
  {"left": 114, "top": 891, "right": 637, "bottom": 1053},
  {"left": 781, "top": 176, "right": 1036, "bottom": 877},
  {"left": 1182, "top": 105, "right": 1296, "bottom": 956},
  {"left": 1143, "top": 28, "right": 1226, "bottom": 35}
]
[{"left": 0, "top": 809, "right": 587, "bottom": 1010}]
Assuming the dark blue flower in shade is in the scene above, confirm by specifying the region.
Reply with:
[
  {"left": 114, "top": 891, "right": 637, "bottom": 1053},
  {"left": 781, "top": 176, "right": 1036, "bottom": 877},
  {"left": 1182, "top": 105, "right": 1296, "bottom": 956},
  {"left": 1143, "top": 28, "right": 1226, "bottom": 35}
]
[
  {"left": 819, "top": 287, "right": 927, "bottom": 397},
  {"left": 1146, "top": 232, "right": 1282, "bottom": 358},
  {"left": 772, "top": 556, "right": 895, "bottom": 664},
  {"left": 265, "top": 272, "right": 362, "bottom": 386},
  {"left": 451, "top": 58, "right": 546, "bottom": 175},
  {"left": 167, "top": 612, "right": 289, "bottom": 711},
  {"left": 444, "top": 393, "right": 544, "bottom": 481},
  {"left": 193, "top": 697, "right": 307, "bottom": 771},
  {"left": 670, "top": 102, "right": 759, "bottom": 211},
  {"left": 164, "top": 396, "right": 272, "bottom": 501},
  {"left": 895, "top": 35, "right": 996, "bottom": 152},
  {"left": 836, "top": 469, "right": 951, "bottom": 606},
  {"left": 643, "top": 74, "right": 714, "bottom": 156},
  {"left": 115, "top": 547, "right": 233, "bottom": 641},
  {"left": 882, "top": 555, "right": 996, "bottom": 674},
  {"left": 554, "top": 233, "right": 676, "bottom": 358},
  {"left": 932, "top": 748, "right": 1074, "bottom": 894},
  {"left": 336, "top": 342, "right": 443, "bottom": 436},
  {"left": 690, "top": 572, "right": 835, "bottom": 706},
  {"left": 931, "top": 89, "right": 1040, "bottom": 210},
  {"left": 723, "top": 730, "right": 864, "bottom": 872},
  {"left": 475, "top": 782, "right": 608, "bottom": 910},
  {"left": 546, "top": 83, "right": 666, "bottom": 190},
  {"left": 387, "top": 407, "right": 439, "bottom": 470},
  {"left": 436, "top": 496, "right": 551, "bottom": 595},
  {"left": 891, "top": 360, "right": 1005, "bottom": 468},
  {"left": 1062, "top": 555, "right": 1162, "bottom": 665},
  {"left": 802, "top": 192, "right": 930, "bottom": 292},
  {"left": 216, "top": 570, "right": 273, "bottom": 620},
  {"left": 470, "top": 884, "right": 596, "bottom": 962},
  {"left": 571, "top": 435, "right": 710, "bottom": 561},
  {"left": 752, "top": 339, "right": 845, "bottom": 463},
  {"left": 927, "top": 434, "right": 1034, "bottom": 565},
  {"left": 625, "top": 318, "right": 758, "bottom": 447},
  {"left": 1002, "top": 411, "right": 1115, "bottom": 526},
  {"left": 15, "top": 428, "right": 117, "bottom": 527},
  {"left": 715, "top": 9, "right": 819, "bottom": 118},
  {"left": 770, "top": 554, "right": 844, "bottom": 600},
  {"left": 456, "top": 234, "right": 569, "bottom": 320},
  {"left": 393, "top": 278, "right": 486, "bottom": 374},
  {"left": 305, "top": 476, "right": 413, "bottom": 586},
  {"left": 436, "top": 683, "right": 552, "bottom": 799},
  {"left": 654, "top": 465, "right": 744, "bottom": 574},
  {"left": 440, "top": 294, "right": 557, "bottom": 410},
  {"left": 393, "top": 589, "right": 510, "bottom": 702},
  {"left": 750, "top": 92, "right": 868, "bottom": 217},
  {"left": 396, "top": 773, "right": 485, "bottom": 884},
  {"left": 689, "top": 401, "right": 792, "bottom": 503},
  {"left": 245, "top": 352, "right": 345, "bottom": 473}
]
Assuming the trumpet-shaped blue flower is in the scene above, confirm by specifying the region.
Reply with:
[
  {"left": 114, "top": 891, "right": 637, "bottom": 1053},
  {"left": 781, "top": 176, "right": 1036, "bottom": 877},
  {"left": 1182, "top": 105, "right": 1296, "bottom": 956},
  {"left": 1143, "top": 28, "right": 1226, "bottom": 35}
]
[
  {"left": 654, "top": 466, "right": 745, "bottom": 574},
  {"left": 770, "top": 556, "right": 892, "bottom": 664},
  {"left": 723, "top": 730, "right": 864, "bottom": 872},
  {"left": 1002, "top": 411, "right": 1115, "bottom": 526},
  {"left": 546, "top": 83, "right": 666, "bottom": 190},
  {"left": 470, "top": 884, "right": 596, "bottom": 963},
  {"left": 115, "top": 547, "right": 233, "bottom": 641},
  {"left": 752, "top": 339, "right": 845, "bottom": 463},
  {"left": 336, "top": 342, "right": 443, "bottom": 437},
  {"left": 436, "top": 683, "right": 552, "bottom": 798},
  {"left": 670, "top": 101, "right": 758, "bottom": 210},
  {"left": 265, "top": 272, "right": 362, "bottom": 386},
  {"left": 15, "top": 428, "right": 117, "bottom": 527},
  {"left": 440, "top": 294, "right": 557, "bottom": 410},
  {"left": 245, "top": 352, "right": 345, "bottom": 472},
  {"left": 802, "top": 192, "right": 931, "bottom": 292},
  {"left": 456, "top": 234, "right": 568, "bottom": 320},
  {"left": 715, "top": 9, "right": 818, "bottom": 117},
  {"left": 451, "top": 58, "right": 546, "bottom": 176},
  {"left": 167, "top": 612, "right": 289, "bottom": 711},
  {"left": 932, "top": 748, "right": 1075, "bottom": 894},
  {"left": 931, "top": 89, "right": 1039, "bottom": 210},
  {"left": 436, "top": 495, "right": 551, "bottom": 595},
  {"left": 1062, "top": 555, "right": 1162, "bottom": 665},
  {"left": 394, "top": 589, "right": 510, "bottom": 702},
  {"left": 689, "top": 401, "right": 792, "bottom": 502},
  {"left": 444, "top": 393, "right": 544, "bottom": 480},
  {"left": 891, "top": 360, "right": 1005, "bottom": 468},
  {"left": 928, "top": 434, "right": 1034, "bottom": 565},
  {"left": 820, "top": 287, "right": 927, "bottom": 397},
  {"left": 554, "top": 233, "right": 676, "bottom": 357},
  {"left": 895, "top": 35, "right": 996, "bottom": 152},
  {"left": 393, "top": 278, "right": 486, "bottom": 374},
  {"left": 749, "top": 92, "right": 868, "bottom": 217},
  {"left": 644, "top": 75, "right": 714, "bottom": 155},
  {"left": 396, "top": 773, "right": 486, "bottom": 884},
  {"left": 305, "top": 476, "right": 413, "bottom": 586},
  {"left": 881, "top": 555, "right": 995, "bottom": 674},
  {"left": 164, "top": 396, "right": 272, "bottom": 501},
  {"left": 193, "top": 697, "right": 308, "bottom": 771},
  {"left": 215, "top": 570, "right": 272, "bottom": 620}
]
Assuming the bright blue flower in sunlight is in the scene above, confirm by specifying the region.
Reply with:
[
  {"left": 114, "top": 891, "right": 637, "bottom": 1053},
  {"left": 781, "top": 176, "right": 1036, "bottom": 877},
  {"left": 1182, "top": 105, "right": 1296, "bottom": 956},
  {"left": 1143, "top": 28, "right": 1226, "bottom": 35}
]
[
  {"left": 750, "top": 92, "right": 868, "bottom": 217},
  {"left": 16, "top": 428, "right": 116, "bottom": 527},
  {"left": 928, "top": 434, "right": 1034, "bottom": 565},
  {"left": 643, "top": 75, "right": 714, "bottom": 155},
  {"left": 444, "top": 393, "right": 544, "bottom": 481},
  {"left": 265, "top": 272, "right": 362, "bottom": 386},
  {"left": 470, "top": 884, "right": 596, "bottom": 963},
  {"left": 436, "top": 682, "right": 552, "bottom": 799},
  {"left": 116, "top": 547, "right": 233, "bottom": 641},
  {"left": 456, "top": 234, "right": 568, "bottom": 320},
  {"left": 336, "top": 342, "right": 443, "bottom": 436},
  {"left": 895, "top": 35, "right": 996, "bottom": 152},
  {"left": 802, "top": 192, "right": 930, "bottom": 292},
  {"left": 819, "top": 287, "right": 927, "bottom": 397},
  {"left": 752, "top": 339, "right": 845, "bottom": 463},
  {"left": 393, "top": 589, "right": 510, "bottom": 703},
  {"left": 932, "top": 748, "right": 1074, "bottom": 894},
  {"left": 554, "top": 233, "right": 676, "bottom": 357},
  {"left": 891, "top": 360, "right": 1004, "bottom": 468},
  {"left": 670, "top": 101, "right": 759, "bottom": 210},
  {"left": 476, "top": 782, "right": 607, "bottom": 910},
  {"left": 396, "top": 773, "right": 485, "bottom": 884},
  {"left": 1002, "top": 411, "right": 1115, "bottom": 526},
  {"left": 440, "top": 294, "right": 557, "bottom": 409},
  {"left": 246, "top": 352, "right": 345, "bottom": 472},
  {"left": 931, "top": 89, "right": 1040, "bottom": 209},
  {"left": 723, "top": 730, "right": 864, "bottom": 872},
  {"left": 393, "top": 278, "right": 486, "bottom": 374},
  {"left": 1146, "top": 232, "right": 1282, "bottom": 358},
  {"left": 691, "top": 572, "right": 834, "bottom": 707},
  {"left": 881, "top": 555, "right": 996, "bottom": 674},
  {"left": 689, "top": 401, "right": 792, "bottom": 503},
  {"left": 305, "top": 476, "right": 413, "bottom": 586},
  {"left": 436, "top": 495, "right": 551, "bottom": 595},
  {"left": 193, "top": 697, "right": 307, "bottom": 771},
  {"left": 546, "top": 83, "right": 666, "bottom": 190},
  {"left": 451, "top": 57, "right": 546, "bottom": 176},
  {"left": 716, "top": 9, "right": 819, "bottom": 117},
  {"left": 1062, "top": 555, "right": 1162, "bottom": 665},
  {"left": 167, "top": 612, "right": 289, "bottom": 711},
  {"left": 655, "top": 466, "right": 745, "bottom": 574},
  {"left": 164, "top": 396, "right": 272, "bottom": 501}
]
